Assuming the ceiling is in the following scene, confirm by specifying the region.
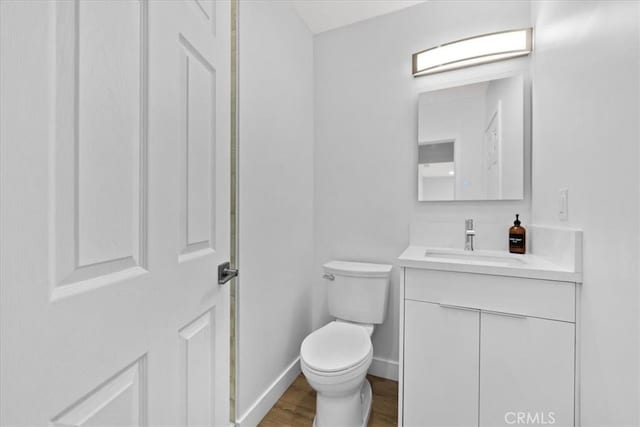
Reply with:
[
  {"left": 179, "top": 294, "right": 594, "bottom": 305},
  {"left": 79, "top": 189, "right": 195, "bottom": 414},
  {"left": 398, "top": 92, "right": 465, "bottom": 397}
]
[{"left": 291, "top": 0, "right": 427, "bottom": 34}]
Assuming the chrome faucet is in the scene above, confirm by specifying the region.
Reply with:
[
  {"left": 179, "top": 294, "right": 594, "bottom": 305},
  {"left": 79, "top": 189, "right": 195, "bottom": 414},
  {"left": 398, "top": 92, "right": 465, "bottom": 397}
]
[{"left": 464, "top": 219, "right": 475, "bottom": 251}]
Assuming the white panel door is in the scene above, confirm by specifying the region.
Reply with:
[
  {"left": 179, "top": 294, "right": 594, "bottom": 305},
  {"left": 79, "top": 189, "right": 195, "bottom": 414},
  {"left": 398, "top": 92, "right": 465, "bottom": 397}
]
[
  {"left": 479, "top": 313, "right": 575, "bottom": 427},
  {"left": 403, "top": 300, "right": 480, "bottom": 427},
  {"left": 0, "top": 0, "right": 231, "bottom": 425},
  {"left": 483, "top": 103, "right": 501, "bottom": 199}
]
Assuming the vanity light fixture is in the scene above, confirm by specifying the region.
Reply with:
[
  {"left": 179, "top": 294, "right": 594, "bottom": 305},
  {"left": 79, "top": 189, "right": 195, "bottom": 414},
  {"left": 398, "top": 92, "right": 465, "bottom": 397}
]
[{"left": 412, "top": 28, "right": 533, "bottom": 77}]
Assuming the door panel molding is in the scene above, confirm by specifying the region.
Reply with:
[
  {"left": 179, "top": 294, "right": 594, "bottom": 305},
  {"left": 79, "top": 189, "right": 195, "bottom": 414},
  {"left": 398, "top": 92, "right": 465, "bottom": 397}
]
[
  {"left": 178, "top": 34, "right": 217, "bottom": 263},
  {"left": 179, "top": 308, "right": 216, "bottom": 426},
  {"left": 51, "top": 356, "right": 148, "bottom": 427},
  {"left": 50, "top": 0, "right": 149, "bottom": 299}
]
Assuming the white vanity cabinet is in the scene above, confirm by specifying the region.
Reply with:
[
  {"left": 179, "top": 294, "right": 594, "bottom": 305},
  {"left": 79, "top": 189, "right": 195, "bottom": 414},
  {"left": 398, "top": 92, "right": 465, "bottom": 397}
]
[
  {"left": 404, "top": 299, "right": 480, "bottom": 427},
  {"left": 399, "top": 268, "right": 578, "bottom": 427}
]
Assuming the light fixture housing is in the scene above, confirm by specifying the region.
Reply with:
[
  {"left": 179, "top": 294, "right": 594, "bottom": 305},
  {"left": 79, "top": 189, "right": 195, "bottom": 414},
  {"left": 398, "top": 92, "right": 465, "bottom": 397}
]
[{"left": 412, "top": 28, "right": 533, "bottom": 77}]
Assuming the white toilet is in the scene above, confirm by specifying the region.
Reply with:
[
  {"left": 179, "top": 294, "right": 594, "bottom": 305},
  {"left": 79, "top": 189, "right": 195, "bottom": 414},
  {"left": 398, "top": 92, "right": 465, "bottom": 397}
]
[{"left": 300, "top": 260, "right": 392, "bottom": 427}]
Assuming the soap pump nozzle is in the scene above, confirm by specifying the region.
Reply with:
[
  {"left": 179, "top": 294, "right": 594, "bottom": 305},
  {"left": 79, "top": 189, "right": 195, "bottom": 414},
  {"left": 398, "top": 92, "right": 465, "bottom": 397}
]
[{"left": 513, "top": 214, "right": 521, "bottom": 226}]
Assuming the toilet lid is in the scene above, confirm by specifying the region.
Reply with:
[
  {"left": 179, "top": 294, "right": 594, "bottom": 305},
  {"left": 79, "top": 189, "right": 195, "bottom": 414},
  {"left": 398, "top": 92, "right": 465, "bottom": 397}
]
[{"left": 300, "top": 321, "right": 372, "bottom": 373}]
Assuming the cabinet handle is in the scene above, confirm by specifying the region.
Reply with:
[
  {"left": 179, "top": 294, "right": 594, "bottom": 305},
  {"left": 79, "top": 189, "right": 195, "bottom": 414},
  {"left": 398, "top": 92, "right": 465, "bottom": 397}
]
[
  {"left": 438, "top": 304, "right": 526, "bottom": 319},
  {"left": 439, "top": 303, "right": 479, "bottom": 313},
  {"left": 482, "top": 309, "right": 527, "bottom": 320}
]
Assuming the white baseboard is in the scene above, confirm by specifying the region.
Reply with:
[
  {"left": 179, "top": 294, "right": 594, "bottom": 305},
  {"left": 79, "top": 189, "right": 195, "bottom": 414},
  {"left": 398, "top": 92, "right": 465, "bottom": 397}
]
[
  {"left": 235, "top": 357, "right": 301, "bottom": 427},
  {"left": 368, "top": 356, "right": 399, "bottom": 381}
]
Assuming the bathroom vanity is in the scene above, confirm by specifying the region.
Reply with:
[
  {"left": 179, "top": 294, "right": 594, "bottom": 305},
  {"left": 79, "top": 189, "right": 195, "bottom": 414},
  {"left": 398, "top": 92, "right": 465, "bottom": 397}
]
[{"left": 397, "top": 227, "right": 582, "bottom": 427}]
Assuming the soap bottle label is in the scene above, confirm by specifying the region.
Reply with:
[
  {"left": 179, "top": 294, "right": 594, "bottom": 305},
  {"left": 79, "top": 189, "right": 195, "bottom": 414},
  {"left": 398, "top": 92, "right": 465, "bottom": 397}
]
[{"left": 509, "top": 234, "right": 525, "bottom": 248}]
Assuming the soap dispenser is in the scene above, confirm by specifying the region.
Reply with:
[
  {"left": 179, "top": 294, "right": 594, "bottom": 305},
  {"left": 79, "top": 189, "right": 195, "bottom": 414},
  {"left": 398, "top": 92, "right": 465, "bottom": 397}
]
[{"left": 509, "top": 214, "right": 526, "bottom": 254}]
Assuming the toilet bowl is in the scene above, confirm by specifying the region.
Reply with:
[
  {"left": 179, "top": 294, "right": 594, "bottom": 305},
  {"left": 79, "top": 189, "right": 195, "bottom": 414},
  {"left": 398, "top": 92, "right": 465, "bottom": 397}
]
[{"left": 300, "top": 321, "right": 374, "bottom": 427}]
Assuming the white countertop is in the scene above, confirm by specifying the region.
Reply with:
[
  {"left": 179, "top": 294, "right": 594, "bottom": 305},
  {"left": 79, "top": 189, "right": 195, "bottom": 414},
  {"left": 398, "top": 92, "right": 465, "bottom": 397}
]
[{"left": 397, "top": 246, "right": 582, "bottom": 283}]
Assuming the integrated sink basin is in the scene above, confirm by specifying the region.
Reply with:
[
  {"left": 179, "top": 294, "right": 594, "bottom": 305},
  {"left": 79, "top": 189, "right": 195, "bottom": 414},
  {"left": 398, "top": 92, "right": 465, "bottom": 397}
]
[
  {"left": 397, "top": 226, "right": 583, "bottom": 282},
  {"left": 423, "top": 249, "right": 525, "bottom": 267}
]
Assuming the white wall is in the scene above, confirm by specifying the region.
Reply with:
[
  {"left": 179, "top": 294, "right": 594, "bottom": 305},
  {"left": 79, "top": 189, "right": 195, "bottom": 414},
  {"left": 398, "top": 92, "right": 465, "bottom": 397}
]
[
  {"left": 531, "top": 2, "right": 639, "bottom": 425},
  {"left": 314, "top": 0, "right": 531, "bottom": 372},
  {"left": 237, "top": 0, "right": 314, "bottom": 422}
]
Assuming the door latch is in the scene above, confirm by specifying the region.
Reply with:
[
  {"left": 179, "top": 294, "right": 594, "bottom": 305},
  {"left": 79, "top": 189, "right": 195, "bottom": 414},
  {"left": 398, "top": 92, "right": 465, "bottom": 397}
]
[{"left": 218, "top": 261, "right": 238, "bottom": 285}]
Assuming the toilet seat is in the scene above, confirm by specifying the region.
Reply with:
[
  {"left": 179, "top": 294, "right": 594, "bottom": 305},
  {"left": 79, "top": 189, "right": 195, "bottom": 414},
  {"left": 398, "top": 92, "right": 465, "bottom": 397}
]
[{"left": 300, "top": 321, "right": 372, "bottom": 374}]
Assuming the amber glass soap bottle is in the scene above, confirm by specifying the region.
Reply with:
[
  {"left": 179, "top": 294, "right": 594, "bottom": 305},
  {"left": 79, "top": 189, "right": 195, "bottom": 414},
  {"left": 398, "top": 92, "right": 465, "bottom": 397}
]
[{"left": 509, "top": 214, "right": 526, "bottom": 254}]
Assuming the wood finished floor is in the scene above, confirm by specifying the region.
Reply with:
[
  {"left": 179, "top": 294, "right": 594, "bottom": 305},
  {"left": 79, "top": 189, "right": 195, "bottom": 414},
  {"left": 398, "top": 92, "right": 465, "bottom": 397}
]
[{"left": 259, "top": 374, "right": 398, "bottom": 427}]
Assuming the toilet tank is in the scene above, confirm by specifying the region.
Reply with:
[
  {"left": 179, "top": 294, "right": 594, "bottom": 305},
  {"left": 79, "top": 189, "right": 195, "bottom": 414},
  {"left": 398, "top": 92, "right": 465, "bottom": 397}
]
[{"left": 323, "top": 260, "right": 392, "bottom": 324}]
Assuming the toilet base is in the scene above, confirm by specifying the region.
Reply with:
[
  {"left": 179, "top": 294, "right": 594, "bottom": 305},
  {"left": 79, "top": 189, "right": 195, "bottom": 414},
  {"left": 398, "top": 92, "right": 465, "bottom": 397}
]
[
  {"left": 313, "top": 379, "right": 372, "bottom": 427},
  {"left": 361, "top": 379, "right": 373, "bottom": 426}
]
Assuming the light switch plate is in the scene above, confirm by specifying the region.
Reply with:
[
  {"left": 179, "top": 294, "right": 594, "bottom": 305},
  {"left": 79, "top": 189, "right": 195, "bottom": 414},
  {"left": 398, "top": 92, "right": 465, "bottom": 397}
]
[{"left": 558, "top": 188, "right": 568, "bottom": 221}]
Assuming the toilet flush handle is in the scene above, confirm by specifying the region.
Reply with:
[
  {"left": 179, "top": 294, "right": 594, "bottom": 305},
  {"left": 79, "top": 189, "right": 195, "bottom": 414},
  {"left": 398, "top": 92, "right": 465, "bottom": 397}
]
[{"left": 322, "top": 273, "right": 335, "bottom": 281}]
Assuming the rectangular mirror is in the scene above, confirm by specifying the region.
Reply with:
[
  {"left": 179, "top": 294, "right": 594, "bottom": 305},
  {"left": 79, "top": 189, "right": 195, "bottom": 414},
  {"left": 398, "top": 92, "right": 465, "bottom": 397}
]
[{"left": 418, "top": 74, "right": 525, "bottom": 201}]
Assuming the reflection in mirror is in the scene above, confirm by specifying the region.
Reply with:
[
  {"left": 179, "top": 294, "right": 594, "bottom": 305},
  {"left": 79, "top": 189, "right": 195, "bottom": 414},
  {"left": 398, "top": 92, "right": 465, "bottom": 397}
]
[{"left": 418, "top": 74, "right": 524, "bottom": 201}]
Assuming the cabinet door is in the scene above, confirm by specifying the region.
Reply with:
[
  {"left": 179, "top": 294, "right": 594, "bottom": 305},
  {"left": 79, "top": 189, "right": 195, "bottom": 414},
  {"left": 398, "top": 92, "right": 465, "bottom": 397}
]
[
  {"left": 404, "top": 300, "right": 480, "bottom": 427},
  {"left": 479, "top": 312, "right": 575, "bottom": 427}
]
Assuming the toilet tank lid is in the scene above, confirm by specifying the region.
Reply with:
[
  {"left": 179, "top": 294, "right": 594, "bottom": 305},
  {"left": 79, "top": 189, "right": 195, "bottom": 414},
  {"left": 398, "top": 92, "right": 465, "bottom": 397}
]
[{"left": 323, "top": 261, "right": 392, "bottom": 278}]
